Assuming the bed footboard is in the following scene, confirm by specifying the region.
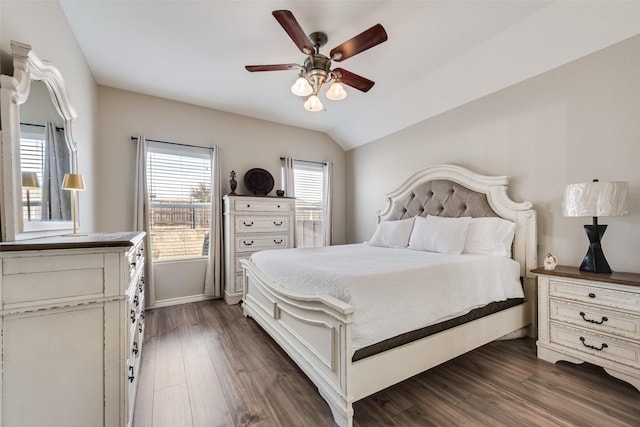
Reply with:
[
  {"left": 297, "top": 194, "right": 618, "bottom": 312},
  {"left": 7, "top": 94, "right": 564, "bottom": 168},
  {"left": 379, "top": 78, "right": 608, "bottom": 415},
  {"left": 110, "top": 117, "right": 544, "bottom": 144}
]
[{"left": 241, "top": 259, "right": 355, "bottom": 427}]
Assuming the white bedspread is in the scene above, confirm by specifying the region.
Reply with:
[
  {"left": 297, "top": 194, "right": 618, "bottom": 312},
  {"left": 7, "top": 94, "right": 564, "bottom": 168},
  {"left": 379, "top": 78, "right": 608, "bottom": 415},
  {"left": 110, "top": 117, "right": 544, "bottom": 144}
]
[{"left": 250, "top": 244, "right": 524, "bottom": 353}]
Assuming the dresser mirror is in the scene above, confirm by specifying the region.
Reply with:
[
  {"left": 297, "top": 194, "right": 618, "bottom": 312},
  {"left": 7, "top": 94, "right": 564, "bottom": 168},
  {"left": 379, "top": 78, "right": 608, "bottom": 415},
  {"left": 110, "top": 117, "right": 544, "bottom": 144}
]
[{"left": 0, "top": 41, "right": 78, "bottom": 241}]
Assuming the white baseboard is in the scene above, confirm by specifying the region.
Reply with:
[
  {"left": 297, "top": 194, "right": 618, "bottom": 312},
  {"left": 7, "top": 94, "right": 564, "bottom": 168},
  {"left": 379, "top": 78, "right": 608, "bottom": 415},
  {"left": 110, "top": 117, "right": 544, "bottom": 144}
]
[{"left": 148, "top": 294, "right": 219, "bottom": 310}]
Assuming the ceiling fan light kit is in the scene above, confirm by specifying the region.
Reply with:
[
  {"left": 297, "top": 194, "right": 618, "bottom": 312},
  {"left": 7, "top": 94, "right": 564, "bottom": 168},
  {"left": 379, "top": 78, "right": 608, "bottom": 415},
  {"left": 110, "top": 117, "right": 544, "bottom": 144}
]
[{"left": 246, "top": 10, "right": 388, "bottom": 112}]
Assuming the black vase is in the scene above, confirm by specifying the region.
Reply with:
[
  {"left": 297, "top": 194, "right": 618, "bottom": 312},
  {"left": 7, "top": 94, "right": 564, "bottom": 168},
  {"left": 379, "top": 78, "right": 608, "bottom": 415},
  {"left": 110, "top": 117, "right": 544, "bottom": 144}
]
[{"left": 229, "top": 170, "right": 237, "bottom": 194}]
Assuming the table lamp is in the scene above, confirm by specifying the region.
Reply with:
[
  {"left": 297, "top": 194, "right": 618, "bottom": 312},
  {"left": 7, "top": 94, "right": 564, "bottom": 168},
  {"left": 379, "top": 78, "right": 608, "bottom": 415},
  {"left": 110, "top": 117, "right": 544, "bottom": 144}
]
[
  {"left": 21, "top": 171, "right": 40, "bottom": 221},
  {"left": 62, "top": 173, "right": 86, "bottom": 236},
  {"left": 562, "top": 179, "right": 629, "bottom": 273}
]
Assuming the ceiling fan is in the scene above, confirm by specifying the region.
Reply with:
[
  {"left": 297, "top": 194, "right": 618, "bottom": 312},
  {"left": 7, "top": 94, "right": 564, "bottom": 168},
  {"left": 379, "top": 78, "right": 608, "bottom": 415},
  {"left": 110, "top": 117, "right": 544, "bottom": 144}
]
[{"left": 245, "top": 10, "right": 388, "bottom": 112}]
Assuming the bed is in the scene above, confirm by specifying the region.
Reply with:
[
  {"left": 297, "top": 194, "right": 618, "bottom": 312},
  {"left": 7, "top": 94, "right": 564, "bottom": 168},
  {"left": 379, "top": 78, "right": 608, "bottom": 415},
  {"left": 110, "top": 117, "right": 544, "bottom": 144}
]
[{"left": 240, "top": 164, "right": 537, "bottom": 427}]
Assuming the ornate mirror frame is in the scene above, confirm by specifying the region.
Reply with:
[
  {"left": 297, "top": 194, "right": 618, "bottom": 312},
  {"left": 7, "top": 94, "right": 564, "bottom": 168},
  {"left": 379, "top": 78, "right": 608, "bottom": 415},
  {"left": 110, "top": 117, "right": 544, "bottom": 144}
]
[{"left": 0, "top": 41, "right": 78, "bottom": 241}]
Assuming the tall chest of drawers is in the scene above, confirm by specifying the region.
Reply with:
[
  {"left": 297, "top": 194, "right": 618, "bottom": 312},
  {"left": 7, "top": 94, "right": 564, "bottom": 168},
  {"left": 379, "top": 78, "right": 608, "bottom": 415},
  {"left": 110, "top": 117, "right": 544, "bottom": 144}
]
[
  {"left": 223, "top": 195, "right": 295, "bottom": 304},
  {"left": 533, "top": 266, "right": 640, "bottom": 391},
  {"left": 0, "top": 232, "right": 146, "bottom": 427}
]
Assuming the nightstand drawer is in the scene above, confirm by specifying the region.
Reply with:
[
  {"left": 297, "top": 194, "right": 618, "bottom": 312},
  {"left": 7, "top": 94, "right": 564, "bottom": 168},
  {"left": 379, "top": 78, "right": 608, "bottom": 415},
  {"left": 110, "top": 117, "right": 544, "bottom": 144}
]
[
  {"left": 236, "top": 235, "right": 289, "bottom": 252},
  {"left": 235, "top": 216, "right": 290, "bottom": 233},
  {"left": 550, "top": 279, "right": 640, "bottom": 312},
  {"left": 550, "top": 322, "right": 640, "bottom": 368},
  {"left": 550, "top": 299, "right": 640, "bottom": 341}
]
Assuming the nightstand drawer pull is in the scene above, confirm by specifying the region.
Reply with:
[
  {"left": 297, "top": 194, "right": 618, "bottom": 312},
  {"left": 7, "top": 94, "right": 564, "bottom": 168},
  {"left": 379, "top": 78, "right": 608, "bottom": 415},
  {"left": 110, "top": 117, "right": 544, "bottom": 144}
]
[
  {"left": 273, "top": 221, "right": 283, "bottom": 226},
  {"left": 579, "top": 311, "right": 608, "bottom": 325},
  {"left": 274, "top": 239, "right": 284, "bottom": 245},
  {"left": 579, "top": 336, "right": 608, "bottom": 351},
  {"left": 588, "top": 292, "right": 596, "bottom": 298},
  {"left": 242, "top": 240, "right": 254, "bottom": 246},
  {"left": 243, "top": 221, "right": 254, "bottom": 227},
  {"left": 128, "top": 365, "right": 135, "bottom": 383},
  {"left": 130, "top": 310, "right": 136, "bottom": 324}
]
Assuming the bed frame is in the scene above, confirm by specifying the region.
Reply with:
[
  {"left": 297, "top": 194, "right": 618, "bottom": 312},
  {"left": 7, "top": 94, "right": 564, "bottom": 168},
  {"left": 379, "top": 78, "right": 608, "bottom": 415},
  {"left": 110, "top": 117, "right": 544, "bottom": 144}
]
[{"left": 240, "top": 164, "right": 537, "bottom": 427}]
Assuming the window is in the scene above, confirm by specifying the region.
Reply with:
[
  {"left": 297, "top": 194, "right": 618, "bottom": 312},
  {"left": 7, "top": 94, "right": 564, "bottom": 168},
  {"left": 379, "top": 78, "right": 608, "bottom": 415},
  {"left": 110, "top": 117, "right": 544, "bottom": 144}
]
[
  {"left": 146, "top": 143, "right": 212, "bottom": 261},
  {"left": 20, "top": 129, "right": 45, "bottom": 221},
  {"left": 293, "top": 161, "right": 326, "bottom": 248}
]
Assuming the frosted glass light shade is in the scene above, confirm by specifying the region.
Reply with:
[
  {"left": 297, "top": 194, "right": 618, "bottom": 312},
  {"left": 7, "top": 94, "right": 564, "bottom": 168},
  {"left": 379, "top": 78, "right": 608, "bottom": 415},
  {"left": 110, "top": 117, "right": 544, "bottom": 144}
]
[
  {"left": 291, "top": 76, "right": 312, "bottom": 97},
  {"left": 325, "top": 82, "right": 347, "bottom": 100},
  {"left": 304, "top": 95, "right": 323, "bottom": 112},
  {"left": 562, "top": 181, "right": 628, "bottom": 217},
  {"left": 62, "top": 173, "right": 86, "bottom": 191}
]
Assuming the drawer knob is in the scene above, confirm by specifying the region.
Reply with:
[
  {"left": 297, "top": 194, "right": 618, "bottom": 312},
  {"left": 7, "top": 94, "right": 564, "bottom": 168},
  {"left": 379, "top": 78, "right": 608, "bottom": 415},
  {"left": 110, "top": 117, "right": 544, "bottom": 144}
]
[
  {"left": 579, "top": 336, "right": 608, "bottom": 351},
  {"left": 588, "top": 293, "right": 596, "bottom": 298},
  {"left": 579, "top": 311, "right": 608, "bottom": 325},
  {"left": 274, "top": 221, "right": 283, "bottom": 226},
  {"left": 128, "top": 366, "right": 135, "bottom": 383},
  {"left": 246, "top": 204, "right": 251, "bottom": 208},
  {"left": 130, "top": 310, "right": 136, "bottom": 324},
  {"left": 139, "top": 323, "right": 144, "bottom": 334},
  {"left": 134, "top": 295, "right": 139, "bottom": 307},
  {"left": 131, "top": 262, "right": 136, "bottom": 268},
  {"left": 243, "top": 221, "right": 254, "bottom": 227},
  {"left": 277, "top": 205, "right": 281, "bottom": 208},
  {"left": 274, "top": 239, "right": 284, "bottom": 245},
  {"left": 243, "top": 240, "right": 254, "bottom": 246}
]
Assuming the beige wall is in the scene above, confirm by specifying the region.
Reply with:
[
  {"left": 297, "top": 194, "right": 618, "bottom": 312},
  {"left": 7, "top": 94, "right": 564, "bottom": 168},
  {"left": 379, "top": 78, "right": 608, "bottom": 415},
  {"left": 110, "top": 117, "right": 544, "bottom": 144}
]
[
  {"left": 347, "top": 35, "right": 640, "bottom": 274},
  {"left": 96, "top": 86, "right": 346, "bottom": 242},
  {"left": 1, "top": 1, "right": 98, "bottom": 234}
]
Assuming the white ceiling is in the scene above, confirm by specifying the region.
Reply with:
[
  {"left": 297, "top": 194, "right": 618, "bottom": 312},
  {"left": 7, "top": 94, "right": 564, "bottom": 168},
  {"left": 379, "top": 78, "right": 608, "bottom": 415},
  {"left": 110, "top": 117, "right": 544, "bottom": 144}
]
[{"left": 59, "top": 1, "right": 640, "bottom": 150}]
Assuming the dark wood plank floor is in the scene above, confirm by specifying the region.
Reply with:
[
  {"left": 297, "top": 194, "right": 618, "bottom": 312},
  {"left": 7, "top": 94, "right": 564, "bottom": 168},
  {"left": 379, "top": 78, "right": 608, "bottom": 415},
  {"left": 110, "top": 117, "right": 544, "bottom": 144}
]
[{"left": 133, "top": 300, "right": 640, "bottom": 427}]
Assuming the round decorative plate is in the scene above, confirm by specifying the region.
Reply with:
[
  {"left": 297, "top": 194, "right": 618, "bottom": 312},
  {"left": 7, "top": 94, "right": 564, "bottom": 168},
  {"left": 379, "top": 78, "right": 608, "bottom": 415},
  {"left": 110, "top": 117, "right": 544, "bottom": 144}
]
[{"left": 244, "top": 168, "right": 274, "bottom": 196}]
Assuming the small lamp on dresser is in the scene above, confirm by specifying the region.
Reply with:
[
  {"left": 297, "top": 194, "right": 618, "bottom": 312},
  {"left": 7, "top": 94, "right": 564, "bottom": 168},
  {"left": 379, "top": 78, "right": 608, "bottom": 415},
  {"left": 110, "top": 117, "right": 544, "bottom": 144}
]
[
  {"left": 21, "top": 171, "right": 40, "bottom": 221},
  {"left": 62, "top": 173, "right": 86, "bottom": 236},
  {"left": 561, "top": 179, "right": 629, "bottom": 274}
]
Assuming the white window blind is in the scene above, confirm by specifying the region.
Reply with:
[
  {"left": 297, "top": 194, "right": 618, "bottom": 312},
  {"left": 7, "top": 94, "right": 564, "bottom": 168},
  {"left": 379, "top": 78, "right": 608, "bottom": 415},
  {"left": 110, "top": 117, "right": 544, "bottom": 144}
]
[
  {"left": 146, "top": 144, "right": 212, "bottom": 261},
  {"left": 294, "top": 161, "right": 324, "bottom": 248},
  {"left": 20, "top": 131, "right": 45, "bottom": 221}
]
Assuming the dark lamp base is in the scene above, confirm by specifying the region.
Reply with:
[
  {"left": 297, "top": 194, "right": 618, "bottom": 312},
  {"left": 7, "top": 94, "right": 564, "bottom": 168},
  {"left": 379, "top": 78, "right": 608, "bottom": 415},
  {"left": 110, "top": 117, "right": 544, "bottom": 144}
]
[{"left": 579, "top": 224, "right": 612, "bottom": 274}]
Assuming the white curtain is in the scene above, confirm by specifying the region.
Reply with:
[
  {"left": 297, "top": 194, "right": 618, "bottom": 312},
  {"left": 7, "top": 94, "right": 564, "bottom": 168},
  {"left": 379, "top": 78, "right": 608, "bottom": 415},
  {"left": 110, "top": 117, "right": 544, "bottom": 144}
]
[
  {"left": 41, "top": 122, "right": 71, "bottom": 220},
  {"left": 134, "top": 136, "right": 156, "bottom": 308},
  {"left": 322, "top": 161, "right": 333, "bottom": 246},
  {"left": 283, "top": 156, "right": 295, "bottom": 198},
  {"left": 204, "top": 145, "right": 222, "bottom": 297}
]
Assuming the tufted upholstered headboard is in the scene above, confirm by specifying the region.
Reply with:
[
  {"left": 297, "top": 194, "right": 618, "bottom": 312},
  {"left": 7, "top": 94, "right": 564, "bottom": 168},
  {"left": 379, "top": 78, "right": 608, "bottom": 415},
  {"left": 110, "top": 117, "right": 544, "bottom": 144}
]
[
  {"left": 377, "top": 165, "right": 537, "bottom": 283},
  {"left": 385, "top": 179, "right": 499, "bottom": 220}
]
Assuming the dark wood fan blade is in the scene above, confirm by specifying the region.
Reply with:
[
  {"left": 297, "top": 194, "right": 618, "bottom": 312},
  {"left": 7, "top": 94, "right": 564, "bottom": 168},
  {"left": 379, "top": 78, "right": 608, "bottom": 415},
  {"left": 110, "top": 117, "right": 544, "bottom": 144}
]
[
  {"left": 272, "top": 10, "right": 314, "bottom": 54},
  {"left": 333, "top": 68, "right": 375, "bottom": 92},
  {"left": 245, "top": 64, "right": 300, "bottom": 72},
  {"left": 330, "top": 24, "right": 388, "bottom": 62}
]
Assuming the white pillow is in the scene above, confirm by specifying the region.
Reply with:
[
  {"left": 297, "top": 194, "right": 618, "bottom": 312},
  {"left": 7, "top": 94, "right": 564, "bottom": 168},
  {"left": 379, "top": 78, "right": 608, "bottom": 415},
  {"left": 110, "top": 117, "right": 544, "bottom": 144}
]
[
  {"left": 367, "top": 217, "right": 415, "bottom": 248},
  {"left": 408, "top": 215, "right": 470, "bottom": 255},
  {"left": 463, "top": 217, "right": 516, "bottom": 257}
]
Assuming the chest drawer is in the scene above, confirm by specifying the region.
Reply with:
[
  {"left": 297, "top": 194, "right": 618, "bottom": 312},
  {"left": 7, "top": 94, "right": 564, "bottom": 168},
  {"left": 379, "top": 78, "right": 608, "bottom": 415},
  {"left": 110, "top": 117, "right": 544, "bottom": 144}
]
[
  {"left": 549, "top": 279, "right": 640, "bottom": 312},
  {"left": 234, "top": 199, "right": 292, "bottom": 213},
  {"left": 235, "top": 216, "right": 290, "bottom": 233},
  {"left": 2, "top": 254, "right": 105, "bottom": 305},
  {"left": 235, "top": 235, "right": 290, "bottom": 252},
  {"left": 550, "top": 322, "right": 640, "bottom": 368},
  {"left": 550, "top": 299, "right": 640, "bottom": 341}
]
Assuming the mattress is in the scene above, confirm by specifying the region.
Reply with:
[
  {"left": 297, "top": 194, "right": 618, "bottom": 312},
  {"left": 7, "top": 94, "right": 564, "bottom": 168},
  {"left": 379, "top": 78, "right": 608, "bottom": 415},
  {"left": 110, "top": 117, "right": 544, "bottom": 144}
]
[{"left": 250, "top": 244, "right": 524, "bottom": 354}]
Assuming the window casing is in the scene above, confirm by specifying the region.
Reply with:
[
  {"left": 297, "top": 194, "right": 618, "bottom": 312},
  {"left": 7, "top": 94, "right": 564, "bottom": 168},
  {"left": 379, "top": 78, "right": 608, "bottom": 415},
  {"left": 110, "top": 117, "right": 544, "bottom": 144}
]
[{"left": 146, "top": 144, "right": 212, "bottom": 261}]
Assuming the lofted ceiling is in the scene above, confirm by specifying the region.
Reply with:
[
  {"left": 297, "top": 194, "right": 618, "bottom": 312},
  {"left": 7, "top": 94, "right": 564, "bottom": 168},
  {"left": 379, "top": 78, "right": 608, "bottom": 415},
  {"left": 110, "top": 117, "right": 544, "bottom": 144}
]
[{"left": 59, "top": 1, "right": 640, "bottom": 150}]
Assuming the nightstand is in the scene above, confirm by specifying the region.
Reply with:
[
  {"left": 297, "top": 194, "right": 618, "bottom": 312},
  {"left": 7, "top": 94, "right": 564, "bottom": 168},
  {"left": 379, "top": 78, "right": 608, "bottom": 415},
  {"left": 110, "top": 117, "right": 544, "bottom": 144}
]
[{"left": 532, "top": 266, "right": 640, "bottom": 391}]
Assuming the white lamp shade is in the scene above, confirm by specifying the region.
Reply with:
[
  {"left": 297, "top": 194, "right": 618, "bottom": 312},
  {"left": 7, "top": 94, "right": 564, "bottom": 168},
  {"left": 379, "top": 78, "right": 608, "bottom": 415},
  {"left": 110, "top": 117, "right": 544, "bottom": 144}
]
[
  {"left": 291, "top": 77, "right": 312, "bottom": 97},
  {"left": 325, "top": 82, "right": 347, "bottom": 101},
  {"left": 304, "top": 95, "right": 323, "bottom": 112},
  {"left": 562, "top": 181, "right": 629, "bottom": 217},
  {"left": 62, "top": 173, "right": 86, "bottom": 191}
]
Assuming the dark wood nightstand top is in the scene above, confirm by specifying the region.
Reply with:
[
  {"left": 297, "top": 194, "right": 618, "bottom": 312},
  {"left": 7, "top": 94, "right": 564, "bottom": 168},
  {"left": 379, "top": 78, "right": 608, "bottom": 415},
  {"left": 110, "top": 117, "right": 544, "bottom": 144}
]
[{"left": 531, "top": 265, "right": 640, "bottom": 288}]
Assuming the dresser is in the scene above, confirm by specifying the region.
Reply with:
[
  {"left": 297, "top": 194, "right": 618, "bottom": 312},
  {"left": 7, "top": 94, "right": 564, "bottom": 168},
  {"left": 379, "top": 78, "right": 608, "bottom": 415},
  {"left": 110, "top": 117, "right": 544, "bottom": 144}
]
[
  {"left": 223, "top": 195, "right": 295, "bottom": 304},
  {"left": 533, "top": 266, "right": 640, "bottom": 391},
  {"left": 0, "top": 232, "right": 146, "bottom": 427}
]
